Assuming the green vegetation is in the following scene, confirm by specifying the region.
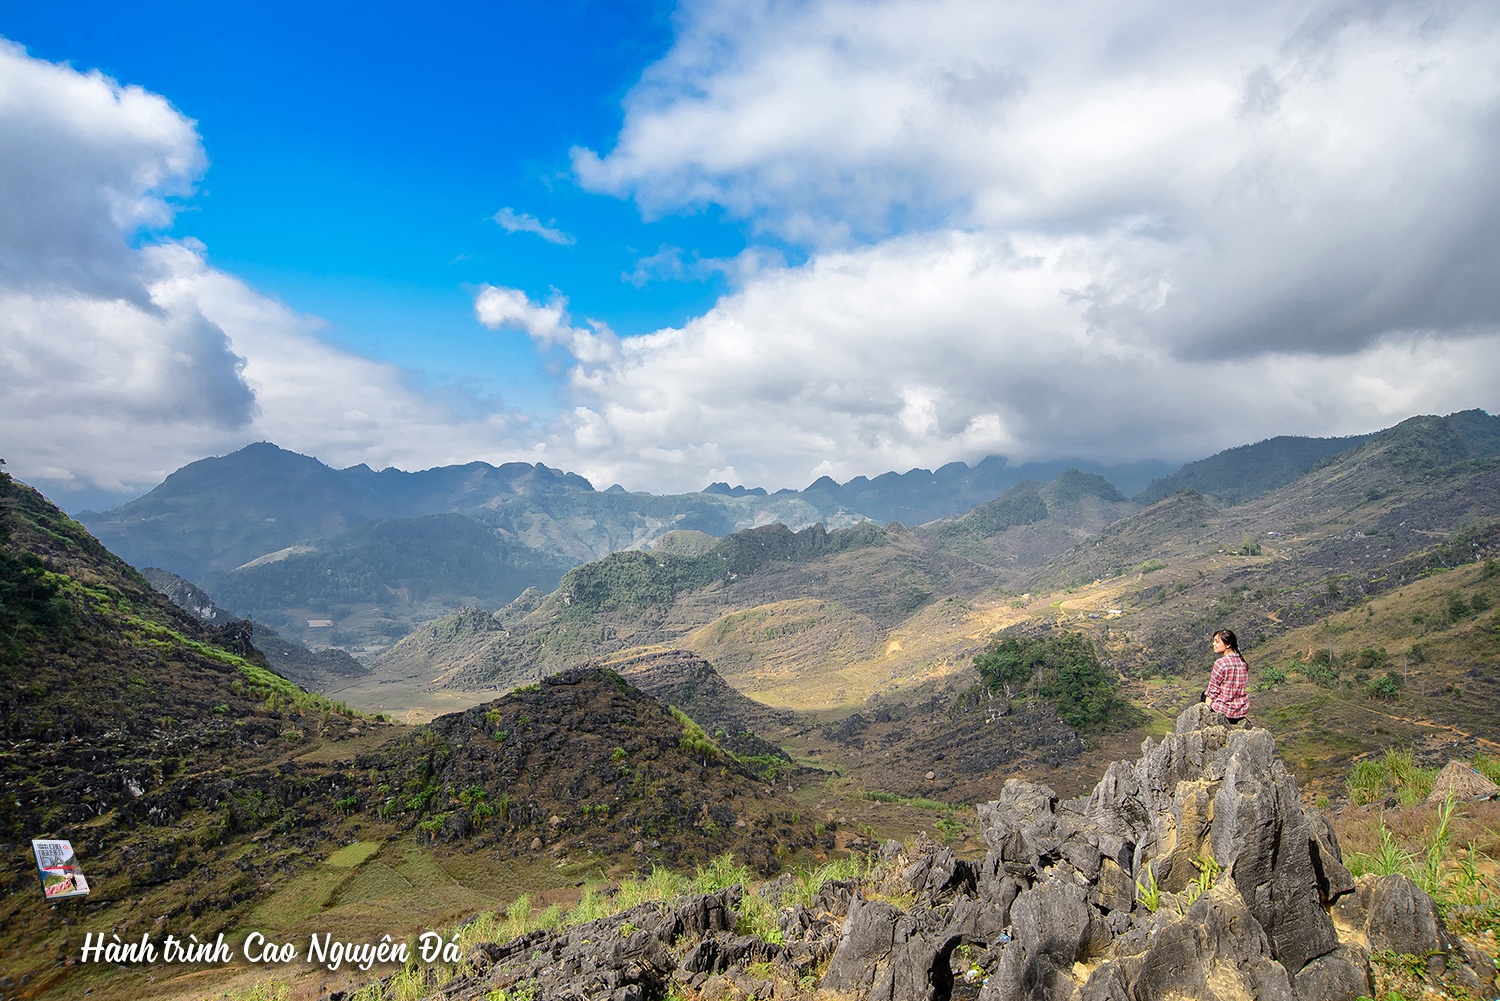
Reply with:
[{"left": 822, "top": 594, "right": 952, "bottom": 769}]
[
  {"left": 1253, "top": 665, "right": 1288, "bottom": 692},
  {"left": 1346, "top": 748, "right": 1437, "bottom": 808},
  {"left": 1345, "top": 797, "right": 1498, "bottom": 937},
  {"left": 559, "top": 521, "right": 889, "bottom": 614},
  {"left": 1134, "top": 432, "right": 1375, "bottom": 506},
  {"left": 863, "top": 790, "right": 953, "bottom": 811},
  {"left": 0, "top": 468, "right": 73, "bottom": 659},
  {"left": 671, "top": 706, "right": 725, "bottom": 761},
  {"left": 736, "top": 752, "right": 796, "bottom": 782},
  {"left": 779, "top": 855, "right": 872, "bottom": 908},
  {"left": 1474, "top": 754, "right": 1500, "bottom": 786},
  {"left": 973, "top": 631, "right": 1130, "bottom": 728},
  {"left": 1287, "top": 646, "right": 1394, "bottom": 691},
  {"left": 1134, "top": 864, "right": 1161, "bottom": 913},
  {"left": 936, "top": 485, "right": 1048, "bottom": 539},
  {"left": 1177, "top": 852, "right": 1220, "bottom": 914}
]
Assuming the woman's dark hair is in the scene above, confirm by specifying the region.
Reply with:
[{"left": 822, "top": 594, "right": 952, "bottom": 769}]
[{"left": 1213, "top": 628, "right": 1240, "bottom": 653}]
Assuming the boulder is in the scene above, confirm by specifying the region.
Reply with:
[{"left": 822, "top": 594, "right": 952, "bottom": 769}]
[
  {"left": 1365, "top": 873, "right": 1460, "bottom": 956},
  {"left": 1292, "top": 942, "right": 1374, "bottom": 1001}
]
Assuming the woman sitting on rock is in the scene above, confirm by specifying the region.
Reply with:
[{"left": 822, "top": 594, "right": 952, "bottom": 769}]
[{"left": 1203, "top": 628, "right": 1249, "bottom": 725}]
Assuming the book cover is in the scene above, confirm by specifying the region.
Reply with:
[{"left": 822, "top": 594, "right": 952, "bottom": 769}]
[{"left": 32, "top": 839, "right": 89, "bottom": 899}]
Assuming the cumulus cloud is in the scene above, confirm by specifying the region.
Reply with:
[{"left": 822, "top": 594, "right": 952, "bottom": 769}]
[
  {"left": 0, "top": 41, "right": 537, "bottom": 505},
  {"left": 492, "top": 207, "right": 575, "bottom": 246},
  {"left": 546, "top": 0, "right": 1500, "bottom": 488},
  {"left": 516, "top": 230, "right": 1499, "bottom": 493},
  {"left": 474, "top": 285, "right": 618, "bottom": 364},
  {"left": 0, "top": 39, "right": 204, "bottom": 303},
  {"left": 9, "top": 4, "right": 1500, "bottom": 507}
]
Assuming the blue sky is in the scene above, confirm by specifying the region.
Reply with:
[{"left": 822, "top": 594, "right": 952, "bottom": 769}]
[
  {"left": 1, "top": 1, "right": 755, "bottom": 411},
  {"left": 1, "top": 1, "right": 1498, "bottom": 508}
]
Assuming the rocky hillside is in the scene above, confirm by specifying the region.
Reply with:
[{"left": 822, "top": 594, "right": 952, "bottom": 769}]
[
  {"left": 595, "top": 649, "right": 800, "bottom": 761},
  {"left": 0, "top": 464, "right": 389, "bottom": 998},
  {"left": 0, "top": 470, "right": 845, "bottom": 1000},
  {"left": 141, "top": 565, "right": 371, "bottom": 690},
  {"left": 350, "top": 705, "right": 1495, "bottom": 1001},
  {"left": 371, "top": 468, "right": 1146, "bottom": 708},
  {"left": 1134, "top": 429, "right": 1378, "bottom": 505},
  {"left": 356, "top": 669, "right": 828, "bottom": 874}
]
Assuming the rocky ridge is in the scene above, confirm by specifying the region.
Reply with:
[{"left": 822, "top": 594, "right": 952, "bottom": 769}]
[
  {"left": 393, "top": 705, "right": 1491, "bottom": 1001},
  {"left": 819, "top": 703, "right": 1487, "bottom": 1001}
]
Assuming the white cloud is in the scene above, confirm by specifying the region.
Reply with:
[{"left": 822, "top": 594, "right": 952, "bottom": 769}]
[
  {"left": 541, "top": 0, "right": 1500, "bottom": 489},
  {"left": 0, "top": 41, "right": 540, "bottom": 505},
  {"left": 0, "top": 39, "right": 204, "bottom": 302},
  {"left": 574, "top": 1, "right": 1500, "bottom": 352},
  {"left": 492, "top": 207, "right": 575, "bottom": 246},
  {"left": 516, "top": 229, "right": 1499, "bottom": 493},
  {"left": 474, "top": 284, "right": 618, "bottom": 364},
  {"left": 8, "top": 6, "right": 1500, "bottom": 510},
  {"left": 622, "top": 243, "right": 784, "bottom": 287}
]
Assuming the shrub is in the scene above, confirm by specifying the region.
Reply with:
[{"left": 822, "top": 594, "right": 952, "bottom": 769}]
[
  {"left": 973, "top": 631, "right": 1127, "bottom": 728},
  {"left": 1367, "top": 671, "right": 1402, "bottom": 700},
  {"left": 1346, "top": 747, "right": 1435, "bottom": 806},
  {"left": 692, "top": 853, "right": 751, "bottom": 893},
  {"left": 1253, "top": 666, "right": 1288, "bottom": 692}
]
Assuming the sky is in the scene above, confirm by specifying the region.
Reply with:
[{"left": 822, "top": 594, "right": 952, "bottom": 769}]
[{"left": 1, "top": 0, "right": 1498, "bottom": 511}]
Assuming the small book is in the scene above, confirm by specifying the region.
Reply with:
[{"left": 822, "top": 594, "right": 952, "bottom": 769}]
[{"left": 32, "top": 839, "right": 89, "bottom": 899}]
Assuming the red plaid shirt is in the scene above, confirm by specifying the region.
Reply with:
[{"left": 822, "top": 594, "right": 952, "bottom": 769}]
[{"left": 1206, "top": 652, "right": 1249, "bottom": 718}]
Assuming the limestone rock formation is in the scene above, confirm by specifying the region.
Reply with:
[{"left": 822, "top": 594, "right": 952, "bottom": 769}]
[
  {"left": 817, "top": 703, "right": 1476, "bottom": 1001},
  {"left": 401, "top": 704, "right": 1481, "bottom": 1001}
]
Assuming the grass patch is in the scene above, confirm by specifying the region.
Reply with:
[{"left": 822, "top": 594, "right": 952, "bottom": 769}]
[
  {"left": 1344, "top": 796, "right": 1500, "bottom": 937},
  {"left": 671, "top": 706, "right": 725, "bottom": 762},
  {"left": 863, "top": 791, "right": 953, "bottom": 811},
  {"left": 779, "top": 855, "right": 872, "bottom": 909},
  {"left": 326, "top": 840, "right": 383, "bottom": 868},
  {"left": 1474, "top": 754, "right": 1500, "bottom": 786},
  {"left": 1346, "top": 747, "right": 1437, "bottom": 807}
]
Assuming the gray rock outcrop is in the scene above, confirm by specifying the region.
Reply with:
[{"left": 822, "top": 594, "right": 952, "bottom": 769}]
[
  {"left": 399, "top": 704, "right": 1478, "bottom": 1001},
  {"left": 816, "top": 703, "right": 1476, "bottom": 1001}
]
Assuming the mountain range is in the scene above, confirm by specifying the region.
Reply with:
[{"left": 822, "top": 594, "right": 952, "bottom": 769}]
[
  {"left": 5, "top": 411, "right": 1500, "bottom": 1000},
  {"left": 75, "top": 427, "right": 1397, "bottom": 653},
  {"left": 342, "top": 410, "right": 1500, "bottom": 794}
]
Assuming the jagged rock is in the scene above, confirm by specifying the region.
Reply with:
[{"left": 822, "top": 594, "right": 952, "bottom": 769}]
[
  {"left": 903, "top": 847, "right": 975, "bottom": 899},
  {"left": 822, "top": 893, "right": 1003, "bottom": 1001},
  {"left": 822, "top": 898, "right": 907, "bottom": 997},
  {"left": 848, "top": 705, "right": 1382, "bottom": 1001},
  {"left": 1009, "top": 876, "right": 1109, "bottom": 965},
  {"left": 432, "top": 703, "right": 1480, "bottom": 1001},
  {"left": 430, "top": 891, "right": 738, "bottom": 1000},
  {"left": 1125, "top": 885, "right": 1295, "bottom": 1001},
  {"left": 1091, "top": 857, "right": 1134, "bottom": 917},
  {"left": 978, "top": 779, "right": 1062, "bottom": 877},
  {"left": 981, "top": 937, "right": 1078, "bottom": 1001},
  {"left": 1209, "top": 732, "right": 1340, "bottom": 974},
  {"left": 1304, "top": 806, "right": 1356, "bottom": 905},
  {"left": 679, "top": 933, "right": 783, "bottom": 975}
]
